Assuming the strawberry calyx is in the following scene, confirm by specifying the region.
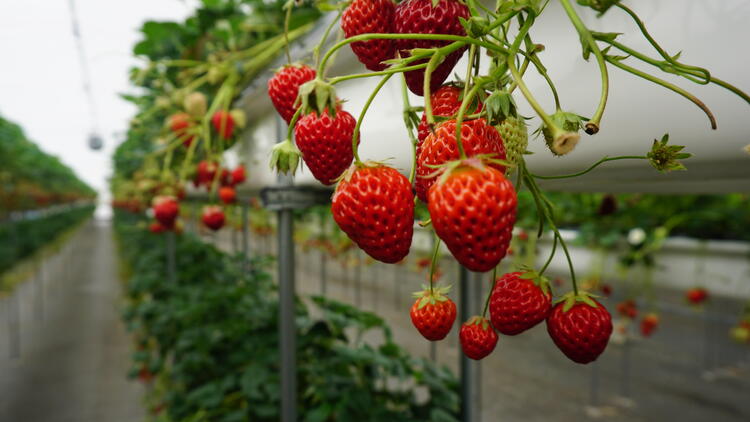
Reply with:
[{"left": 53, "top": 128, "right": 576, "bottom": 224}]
[
  {"left": 554, "top": 290, "right": 601, "bottom": 312},
  {"left": 516, "top": 267, "right": 552, "bottom": 296},
  {"left": 270, "top": 139, "right": 301, "bottom": 175},
  {"left": 334, "top": 160, "right": 390, "bottom": 184},
  {"left": 464, "top": 315, "right": 492, "bottom": 331},
  {"left": 412, "top": 284, "right": 452, "bottom": 310},
  {"left": 534, "top": 110, "right": 583, "bottom": 156},
  {"left": 296, "top": 78, "right": 339, "bottom": 116},
  {"left": 426, "top": 154, "right": 508, "bottom": 185}
]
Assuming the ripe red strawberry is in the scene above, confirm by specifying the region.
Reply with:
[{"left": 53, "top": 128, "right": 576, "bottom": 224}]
[
  {"left": 616, "top": 299, "right": 638, "bottom": 319},
  {"left": 211, "top": 110, "right": 235, "bottom": 139},
  {"left": 427, "top": 162, "right": 516, "bottom": 272},
  {"left": 600, "top": 283, "right": 613, "bottom": 297},
  {"left": 152, "top": 196, "right": 179, "bottom": 228},
  {"left": 149, "top": 221, "right": 167, "bottom": 234},
  {"left": 268, "top": 64, "right": 316, "bottom": 123},
  {"left": 202, "top": 206, "right": 225, "bottom": 231},
  {"left": 417, "top": 85, "right": 484, "bottom": 151},
  {"left": 196, "top": 161, "right": 218, "bottom": 187},
  {"left": 546, "top": 294, "right": 613, "bottom": 364},
  {"left": 410, "top": 286, "right": 456, "bottom": 341},
  {"left": 294, "top": 108, "right": 358, "bottom": 185},
  {"left": 640, "top": 313, "right": 659, "bottom": 337},
  {"left": 168, "top": 112, "right": 194, "bottom": 146},
  {"left": 394, "top": 0, "right": 470, "bottom": 96},
  {"left": 219, "top": 186, "right": 236, "bottom": 204},
  {"left": 231, "top": 165, "right": 246, "bottom": 186},
  {"left": 459, "top": 316, "right": 498, "bottom": 360},
  {"left": 686, "top": 287, "right": 708, "bottom": 305},
  {"left": 489, "top": 272, "right": 552, "bottom": 335},
  {"left": 332, "top": 163, "right": 414, "bottom": 263},
  {"left": 416, "top": 119, "right": 505, "bottom": 202},
  {"left": 341, "top": 0, "right": 396, "bottom": 71}
]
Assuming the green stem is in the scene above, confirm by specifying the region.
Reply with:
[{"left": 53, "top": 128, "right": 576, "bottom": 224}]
[
  {"left": 314, "top": 10, "right": 343, "bottom": 70},
  {"left": 454, "top": 82, "right": 482, "bottom": 160},
  {"left": 615, "top": 3, "right": 710, "bottom": 84},
  {"left": 329, "top": 62, "right": 429, "bottom": 85},
  {"left": 423, "top": 53, "right": 442, "bottom": 126},
  {"left": 605, "top": 56, "right": 717, "bottom": 129},
  {"left": 482, "top": 267, "right": 498, "bottom": 318},
  {"left": 539, "top": 234, "right": 557, "bottom": 275},
  {"left": 532, "top": 155, "right": 645, "bottom": 180},
  {"left": 286, "top": 107, "right": 304, "bottom": 141},
  {"left": 283, "top": 1, "right": 292, "bottom": 64},
  {"left": 317, "top": 33, "right": 504, "bottom": 77},
  {"left": 352, "top": 74, "right": 393, "bottom": 164},
  {"left": 401, "top": 73, "right": 419, "bottom": 184},
  {"left": 428, "top": 233, "right": 441, "bottom": 295},
  {"left": 559, "top": 0, "right": 609, "bottom": 134}
]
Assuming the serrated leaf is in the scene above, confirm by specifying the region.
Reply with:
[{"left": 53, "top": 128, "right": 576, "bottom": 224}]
[{"left": 562, "top": 296, "right": 576, "bottom": 312}]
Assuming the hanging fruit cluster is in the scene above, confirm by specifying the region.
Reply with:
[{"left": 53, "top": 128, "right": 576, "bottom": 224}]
[{"left": 265, "top": 0, "right": 748, "bottom": 363}]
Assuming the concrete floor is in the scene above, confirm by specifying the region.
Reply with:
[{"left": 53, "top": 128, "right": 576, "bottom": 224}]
[{"left": 0, "top": 219, "right": 144, "bottom": 422}]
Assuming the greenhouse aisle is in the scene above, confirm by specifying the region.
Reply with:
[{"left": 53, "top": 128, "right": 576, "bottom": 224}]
[{"left": 0, "top": 219, "right": 144, "bottom": 422}]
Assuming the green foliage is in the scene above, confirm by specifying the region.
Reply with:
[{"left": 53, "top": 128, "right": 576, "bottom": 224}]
[
  {"left": 0, "top": 114, "right": 96, "bottom": 212},
  {"left": 0, "top": 205, "right": 95, "bottom": 278},
  {"left": 115, "top": 210, "right": 459, "bottom": 422}
]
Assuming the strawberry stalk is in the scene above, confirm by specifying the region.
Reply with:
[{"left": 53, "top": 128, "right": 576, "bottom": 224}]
[
  {"left": 453, "top": 45, "right": 481, "bottom": 160},
  {"left": 428, "top": 233, "right": 441, "bottom": 295},
  {"left": 282, "top": 0, "right": 293, "bottom": 64},
  {"left": 531, "top": 155, "right": 646, "bottom": 180},
  {"left": 559, "top": 0, "right": 609, "bottom": 134},
  {"left": 481, "top": 267, "right": 498, "bottom": 318},
  {"left": 313, "top": 10, "right": 343, "bottom": 71},
  {"left": 422, "top": 53, "right": 442, "bottom": 129},
  {"left": 351, "top": 74, "right": 394, "bottom": 164},
  {"left": 400, "top": 73, "right": 420, "bottom": 185}
]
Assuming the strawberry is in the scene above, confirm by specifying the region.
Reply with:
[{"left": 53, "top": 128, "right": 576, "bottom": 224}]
[
  {"left": 495, "top": 115, "right": 527, "bottom": 173},
  {"left": 394, "top": 0, "right": 470, "bottom": 96},
  {"left": 219, "top": 186, "right": 236, "bottom": 204},
  {"left": 416, "top": 119, "right": 505, "bottom": 202},
  {"left": 427, "top": 161, "right": 516, "bottom": 272},
  {"left": 489, "top": 272, "right": 552, "bottom": 335},
  {"left": 459, "top": 316, "right": 498, "bottom": 360},
  {"left": 152, "top": 196, "right": 179, "bottom": 228},
  {"left": 410, "top": 286, "right": 456, "bottom": 341},
  {"left": 168, "top": 112, "right": 194, "bottom": 146},
  {"left": 332, "top": 163, "right": 414, "bottom": 263},
  {"left": 600, "top": 283, "right": 613, "bottom": 297},
  {"left": 268, "top": 64, "right": 316, "bottom": 123},
  {"left": 211, "top": 110, "right": 235, "bottom": 139},
  {"left": 640, "top": 313, "right": 659, "bottom": 337},
  {"left": 294, "top": 108, "right": 358, "bottom": 185},
  {"left": 686, "top": 287, "right": 708, "bottom": 305},
  {"left": 546, "top": 294, "right": 613, "bottom": 364},
  {"left": 616, "top": 299, "right": 638, "bottom": 319},
  {"left": 231, "top": 165, "right": 246, "bottom": 186},
  {"left": 149, "top": 221, "right": 167, "bottom": 234},
  {"left": 417, "top": 85, "right": 484, "bottom": 157},
  {"left": 341, "top": 0, "right": 396, "bottom": 71},
  {"left": 202, "top": 206, "right": 225, "bottom": 231},
  {"left": 196, "top": 161, "right": 218, "bottom": 187}
]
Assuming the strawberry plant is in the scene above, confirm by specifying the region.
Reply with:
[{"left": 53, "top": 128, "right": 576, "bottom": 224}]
[{"left": 115, "top": 209, "right": 459, "bottom": 421}]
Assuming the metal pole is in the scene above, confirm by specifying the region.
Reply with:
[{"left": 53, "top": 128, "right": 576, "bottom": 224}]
[
  {"left": 278, "top": 209, "right": 296, "bottom": 422},
  {"left": 166, "top": 231, "right": 177, "bottom": 284},
  {"left": 355, "top": 252, "right": 362, "bottom": 307},
  {"left": 372, "top": 262, "right": 379, "bottom": 312},
  {"left": 589, "top": 362, "right": 600, "bottom": 407},
  {"left": 320, "top": 249, "right": 327, "bottom": 297},
  {"left": 620, "top": 333, "right": 631, "bottom": 398},
  {"left": 703, "top": 306, "right": 713, "bottom": 371},
  {"left": 241, "top": 202, "right": 249, "bottom": 271},
  {"left": 393, "top": 263, "right": 400, "bottom": 309},
  {"left": 459, "top": 266, "right": 475, "bottom": 422}
]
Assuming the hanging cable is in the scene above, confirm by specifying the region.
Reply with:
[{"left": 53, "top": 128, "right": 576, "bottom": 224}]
[{"left": 67, "top": 0, "right": 103, "bottom": 150}]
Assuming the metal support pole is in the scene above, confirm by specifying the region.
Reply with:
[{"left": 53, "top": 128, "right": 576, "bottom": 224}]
[
  {"left": 393, "top": 263, "right": 400, "bottom": 309},
  {"left": 278, "top": 209, "right": 296, "bottom": 422},
  {"left": 166, "top": 231, "right": 177, "bottom": 284},
  {"left": 241, "top": 202, "right": 249, "bottom": 270},
  {"left": 355, "top": 252, "right": 362, "bottom": 307},
  {"left": 620, "top": 335, "right": 631, "bottom": 398},
  {"left": 589, "top": 362, "right": 600, "bottom": 407},
  {"left": 372, "top": 262, "right": 379, "bottom": 312},
  {"left": 459, "top": 266, "right": 475, "bottom": 422},
  {"left": 320, "top": 249, "right": 327, "bottom": 297},
  {"left": 703, "top": 307, "right": 713, "bottom": 371}
]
